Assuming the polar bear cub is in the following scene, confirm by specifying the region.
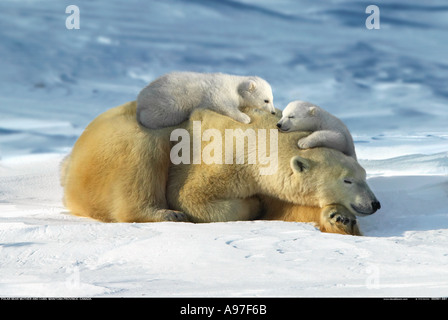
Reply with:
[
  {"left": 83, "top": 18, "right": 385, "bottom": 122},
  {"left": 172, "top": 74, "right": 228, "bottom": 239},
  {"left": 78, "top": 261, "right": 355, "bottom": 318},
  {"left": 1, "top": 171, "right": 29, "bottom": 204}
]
[
  {"left": 137, "top": 71, "right": 276, "bottom": 129},
  {"left": 277, "top": 100, "right": 357, "bottom": 159}
]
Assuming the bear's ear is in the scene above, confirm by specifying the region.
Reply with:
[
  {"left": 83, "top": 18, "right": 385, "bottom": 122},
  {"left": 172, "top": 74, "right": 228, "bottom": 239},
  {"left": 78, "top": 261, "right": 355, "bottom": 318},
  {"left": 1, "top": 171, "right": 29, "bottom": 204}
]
[{"left": 290, "top": 156, "right": 311, "bottom": 173}]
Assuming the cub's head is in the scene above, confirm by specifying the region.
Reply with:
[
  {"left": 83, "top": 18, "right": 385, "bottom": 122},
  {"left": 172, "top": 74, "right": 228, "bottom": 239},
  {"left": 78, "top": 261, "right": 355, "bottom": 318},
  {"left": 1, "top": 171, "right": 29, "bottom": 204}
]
[
  {"left": 277, "top": 100, "right": 321, "bottom": 132},
  {"left": 238, "top": 77, "right": 275, "bottom": 114},
  {"left": 287, "top": 148, "right": 380, "bottom": 216}
]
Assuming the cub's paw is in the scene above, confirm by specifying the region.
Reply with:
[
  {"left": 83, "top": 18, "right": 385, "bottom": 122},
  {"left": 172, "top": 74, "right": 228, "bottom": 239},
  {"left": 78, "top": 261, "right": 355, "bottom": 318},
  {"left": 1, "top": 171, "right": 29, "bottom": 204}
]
[
  {"left": 240, "top": 113, "right": 251, "bottom": 124},
  {"left": 297, "top": 138, "right": 312, "bottom": 149},
  {"left": 321, "top": 205, "right": 361, "bottom": 236}
]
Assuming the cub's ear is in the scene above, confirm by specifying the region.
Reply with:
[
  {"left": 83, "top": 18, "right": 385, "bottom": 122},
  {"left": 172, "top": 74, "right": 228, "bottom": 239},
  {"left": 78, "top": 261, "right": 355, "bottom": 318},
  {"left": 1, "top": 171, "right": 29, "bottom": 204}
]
[
  {"left": 290, "top": 155, "right": 311, "bottom": 173},
  {"left": 239, "top": 80, "right": 257, "bottom": 93},
  {"left": 248, "top": 80, "right": 257, "bottom": 92},
  {"left": 308, "top": 106, "right": 317, "bottom": 116}
]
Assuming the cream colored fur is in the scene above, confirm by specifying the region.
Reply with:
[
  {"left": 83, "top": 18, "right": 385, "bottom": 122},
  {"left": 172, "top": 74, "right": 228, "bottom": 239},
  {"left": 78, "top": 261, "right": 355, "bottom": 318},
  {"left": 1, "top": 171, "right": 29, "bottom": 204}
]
[{"left": 61, "top": 101, "right": 378, "bottom": 235}]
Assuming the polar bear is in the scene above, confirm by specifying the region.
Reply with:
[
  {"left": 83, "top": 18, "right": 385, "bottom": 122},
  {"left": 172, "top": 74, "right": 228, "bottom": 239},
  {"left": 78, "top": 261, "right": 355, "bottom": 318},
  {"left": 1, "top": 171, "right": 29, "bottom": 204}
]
[
  {"left": 277, "top": 100, "right": 357, "bottom": 159},
  {"left": 61, "top": 101, "right": 380, "bottom": 235},
  {"left": 136, "top": 71, "right": 276, "bottom": 129},
  {"left": 167, "top": 106, "right": 379, "bottom": 234}
]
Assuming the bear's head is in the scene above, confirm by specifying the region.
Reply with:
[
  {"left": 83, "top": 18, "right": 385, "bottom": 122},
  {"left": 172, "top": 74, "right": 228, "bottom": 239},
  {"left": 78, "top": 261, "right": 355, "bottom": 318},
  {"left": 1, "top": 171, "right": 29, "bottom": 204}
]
[
  {"left": 286, "top": 148, "right": 380, "bottom": 216},
  {"left": 277, "top": 100, "right": 321, "bottom": 132},
  {"left": 238, "top": 76, "right": 275, "bottom": 115}
]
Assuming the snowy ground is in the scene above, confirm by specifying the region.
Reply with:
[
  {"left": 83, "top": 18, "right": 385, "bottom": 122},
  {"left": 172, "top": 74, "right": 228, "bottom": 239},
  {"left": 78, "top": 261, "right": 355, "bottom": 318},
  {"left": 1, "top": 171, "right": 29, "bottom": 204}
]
[
  {"left": 0, "top": 0, "right": 447, "bottom": 297},
  {"left": 1, "top": 153, "right": 447, "bottom": 297}
]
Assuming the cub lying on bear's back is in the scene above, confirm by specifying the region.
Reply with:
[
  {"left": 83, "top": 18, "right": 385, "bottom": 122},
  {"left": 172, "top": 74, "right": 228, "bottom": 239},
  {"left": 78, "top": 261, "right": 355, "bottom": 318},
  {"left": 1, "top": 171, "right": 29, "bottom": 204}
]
[
  {"left": 137, "top": 71, "right": 276, "bottom": 129},
  {"left": 277, "top": 100, "right": 357, "bottom": 159}
]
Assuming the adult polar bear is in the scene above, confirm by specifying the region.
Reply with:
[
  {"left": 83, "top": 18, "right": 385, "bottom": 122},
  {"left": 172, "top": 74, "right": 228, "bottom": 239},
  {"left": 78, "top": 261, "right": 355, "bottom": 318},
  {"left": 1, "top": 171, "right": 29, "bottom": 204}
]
[{"left": 61, "top": 101, "right": 380, "bottom": 235}]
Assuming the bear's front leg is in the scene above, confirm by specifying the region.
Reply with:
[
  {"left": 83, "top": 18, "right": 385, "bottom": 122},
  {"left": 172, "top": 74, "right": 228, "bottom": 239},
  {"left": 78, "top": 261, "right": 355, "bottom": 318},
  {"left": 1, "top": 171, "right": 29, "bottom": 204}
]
[
  {"left": 233, "top": 111, "right": 251, "bottom": 124},
  {"left": 224, "top": 109, "right": 251, "bottom": 124},
  {"left": 319, "top": 204, "right": 361, "bottom": 236},
  {"left": 152, "top": 208, "right": 190, "bottom": 222},
  {"left": 215, "top": 102, "right": 251, "bottom": 124}
]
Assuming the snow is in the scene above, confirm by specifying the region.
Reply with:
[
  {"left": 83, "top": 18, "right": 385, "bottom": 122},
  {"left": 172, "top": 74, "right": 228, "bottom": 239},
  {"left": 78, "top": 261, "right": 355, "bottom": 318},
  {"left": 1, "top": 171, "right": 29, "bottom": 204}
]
[{"left": 0, "top": 0, "right": 447, "bottom": 297}]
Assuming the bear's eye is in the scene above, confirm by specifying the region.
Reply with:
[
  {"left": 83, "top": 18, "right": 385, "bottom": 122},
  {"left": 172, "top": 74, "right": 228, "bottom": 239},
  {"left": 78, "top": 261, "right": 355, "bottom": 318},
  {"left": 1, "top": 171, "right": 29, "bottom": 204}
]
[
  {"left": 344, "top": 179, "right": 353, "bottom": 184},
  {"left": 288, "top": 115, "right": 294, "bottom": 119},
  {"left": 264, "top": 99, "right": 270, "bottom": 103}
]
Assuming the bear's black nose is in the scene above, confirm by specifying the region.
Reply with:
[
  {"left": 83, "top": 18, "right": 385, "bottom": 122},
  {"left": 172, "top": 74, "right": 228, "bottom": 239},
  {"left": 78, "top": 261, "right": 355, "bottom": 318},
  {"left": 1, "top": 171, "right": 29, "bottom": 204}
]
[
  {"left": 271, "top": 111, "right": 276, "bottom": 115},
  {"left": 276, "top": 123, "right": 281, "bottom": 128},
  {"left": 372, "top": 201, "right": 381, "bottom": 211}
]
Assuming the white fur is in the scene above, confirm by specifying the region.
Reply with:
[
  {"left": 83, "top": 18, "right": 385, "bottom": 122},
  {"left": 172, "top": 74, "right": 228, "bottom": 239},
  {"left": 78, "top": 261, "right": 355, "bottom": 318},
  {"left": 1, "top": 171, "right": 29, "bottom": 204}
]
[
  {"left": 277, "top": 100, "right": 357, "bottom": 159},
  {"left": 137, "top": 71, "right": 275, "bottom": 129}
]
